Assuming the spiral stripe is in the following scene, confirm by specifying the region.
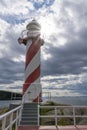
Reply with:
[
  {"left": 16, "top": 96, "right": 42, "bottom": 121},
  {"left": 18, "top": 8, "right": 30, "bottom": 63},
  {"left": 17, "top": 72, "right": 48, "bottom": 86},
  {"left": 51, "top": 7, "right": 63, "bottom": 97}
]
[
  {"left": 33, "top": 92, "right": 42, "bottom": 102},
  {"left": 25, "top": 36, "right": 40, "bottom": 69},
  {"left": 25, "top": 50, "right": 40, "bottom": 80},
  {"left": 23, "top": 65, "right": 40, "bottom": 94}
]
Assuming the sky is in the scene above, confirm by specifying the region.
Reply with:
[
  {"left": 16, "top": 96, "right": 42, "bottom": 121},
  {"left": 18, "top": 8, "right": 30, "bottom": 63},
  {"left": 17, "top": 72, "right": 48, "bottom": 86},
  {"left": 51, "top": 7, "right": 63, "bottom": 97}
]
[{"left": 0, "top": 0, "right": 87, "bottom": 97}]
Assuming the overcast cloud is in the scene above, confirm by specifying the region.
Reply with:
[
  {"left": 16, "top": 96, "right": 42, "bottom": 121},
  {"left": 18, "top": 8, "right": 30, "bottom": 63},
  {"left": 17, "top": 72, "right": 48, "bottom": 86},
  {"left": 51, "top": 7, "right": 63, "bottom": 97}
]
[{"left": 0, "top": 0, "right": 87, "bottom": 96}]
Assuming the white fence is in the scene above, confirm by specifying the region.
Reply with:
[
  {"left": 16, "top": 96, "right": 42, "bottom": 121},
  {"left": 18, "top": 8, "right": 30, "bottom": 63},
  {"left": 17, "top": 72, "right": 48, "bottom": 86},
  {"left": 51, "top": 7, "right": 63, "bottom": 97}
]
[
  {"left": 0, "top": 105, "right": 22, "bottom": 130},
  {"left": 38, "top": 105, "right": 87, "bottom": 126},
  {"left": 0, "top": 104, "right": 87, "bottom": 130}
]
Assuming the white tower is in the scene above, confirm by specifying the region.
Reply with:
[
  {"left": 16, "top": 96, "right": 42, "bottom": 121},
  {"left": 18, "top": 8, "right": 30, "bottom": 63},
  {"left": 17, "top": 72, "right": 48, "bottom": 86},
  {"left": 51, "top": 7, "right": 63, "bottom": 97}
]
[{"left": 18, "top": 19, "right": 44, "bottom": 103}]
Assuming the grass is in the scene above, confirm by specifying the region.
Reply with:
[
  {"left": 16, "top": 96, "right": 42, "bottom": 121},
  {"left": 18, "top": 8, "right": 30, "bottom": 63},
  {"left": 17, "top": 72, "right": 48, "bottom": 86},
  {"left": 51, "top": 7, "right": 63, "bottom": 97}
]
[{"left": 0, "top": 107, "right": 8, "bottom": 115}]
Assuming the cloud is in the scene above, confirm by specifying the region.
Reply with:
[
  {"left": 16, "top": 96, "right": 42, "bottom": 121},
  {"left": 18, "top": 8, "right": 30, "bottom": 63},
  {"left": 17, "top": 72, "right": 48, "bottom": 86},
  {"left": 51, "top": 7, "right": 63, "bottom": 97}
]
[
  {"left": 0, "top": 0, "right": 34, "bottom": 15},
  {"left": 41, "top": 0, "right": 87, "bottom": 77},
  {"left": 41, "top": 74, "right": 87, "bottom": 96},
  {"left": 0, "top": 58, "right": 24, "bottom": 84}
]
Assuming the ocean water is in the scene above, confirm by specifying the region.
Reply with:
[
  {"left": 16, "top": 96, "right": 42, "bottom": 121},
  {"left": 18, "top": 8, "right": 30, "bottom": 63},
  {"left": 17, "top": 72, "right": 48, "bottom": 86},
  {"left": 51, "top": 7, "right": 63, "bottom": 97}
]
[
  {"left": 0, "top": 100, "right": 11, "bottom": 108},
  {"left": 44, "top": 96, "right": 87, "bottom": 106},
  {"left": 0, "top": 100, "right": 21, "bottom": 108}
]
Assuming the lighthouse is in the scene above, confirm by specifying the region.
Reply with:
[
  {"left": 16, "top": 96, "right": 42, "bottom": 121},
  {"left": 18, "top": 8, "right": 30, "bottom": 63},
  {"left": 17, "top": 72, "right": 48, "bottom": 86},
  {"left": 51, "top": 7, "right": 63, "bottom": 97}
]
[{"left": 18, "top": 19, "right": 44, "bottom": 103}]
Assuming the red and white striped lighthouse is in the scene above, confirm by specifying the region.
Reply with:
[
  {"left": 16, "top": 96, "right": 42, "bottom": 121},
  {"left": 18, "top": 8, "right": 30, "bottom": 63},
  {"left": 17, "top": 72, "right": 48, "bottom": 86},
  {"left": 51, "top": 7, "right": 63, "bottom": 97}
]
[{"left": 18, "top": 19, "right": 44, "bottom": 103}]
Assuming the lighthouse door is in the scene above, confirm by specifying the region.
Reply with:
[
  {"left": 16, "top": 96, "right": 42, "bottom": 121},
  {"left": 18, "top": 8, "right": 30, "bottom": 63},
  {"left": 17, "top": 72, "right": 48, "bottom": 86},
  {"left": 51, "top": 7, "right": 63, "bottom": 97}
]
[
  {"left": 27, "top": 85, "right": 36, "bottom": 102},
  {"left": 28, "top": 91, "right": 32, "bottom": 102},
  {"left": 24, "top": 90, "right": 34, "bottom": 103}
]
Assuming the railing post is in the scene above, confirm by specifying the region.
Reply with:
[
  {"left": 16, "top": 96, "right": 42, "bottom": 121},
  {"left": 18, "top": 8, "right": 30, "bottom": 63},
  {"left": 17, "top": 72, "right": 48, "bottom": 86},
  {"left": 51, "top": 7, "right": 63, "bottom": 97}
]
[
  {"left": 38, "top": 104, "right": 40, "bottom": 126},
  {"left": 15, "top": 110, "right": 19, "bottom": 130},
  {"left": 2, "top": 117, "right": 6, "bottom": 130},
  {"left": 18, "top": 105, "right": 22, "bottom": 125},
  {"left": 10, "top": 112, "right": 13, "bottom": 130},
  {"left": 10, "top": 92, "right": 13, "bottom": 104},
  {"left": 73, "top": 106, "right": 76, "bottom": 126},
  {"left": 37, "top": 86, "right": 39, "bottom": 105},
  {"left": 55, "top": 107, "right": 57, "bottom": 126}
]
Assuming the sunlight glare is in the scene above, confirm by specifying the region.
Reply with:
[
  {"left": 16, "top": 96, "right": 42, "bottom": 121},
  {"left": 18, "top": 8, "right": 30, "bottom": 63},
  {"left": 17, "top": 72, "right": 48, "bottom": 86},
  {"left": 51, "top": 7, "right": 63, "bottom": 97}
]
[{"left": 39, "top": 18, "right": 55, "bottom": 38}]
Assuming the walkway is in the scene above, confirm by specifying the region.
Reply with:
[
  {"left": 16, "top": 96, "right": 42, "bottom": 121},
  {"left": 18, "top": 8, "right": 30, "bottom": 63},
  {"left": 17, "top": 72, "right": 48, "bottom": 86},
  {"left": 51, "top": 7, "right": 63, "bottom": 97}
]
[
  {"left": 40, "top": 125, "right": 87, "bottom": 130},
  {"left": 18, "top": 125, "right": 87, "bottom": 130}
]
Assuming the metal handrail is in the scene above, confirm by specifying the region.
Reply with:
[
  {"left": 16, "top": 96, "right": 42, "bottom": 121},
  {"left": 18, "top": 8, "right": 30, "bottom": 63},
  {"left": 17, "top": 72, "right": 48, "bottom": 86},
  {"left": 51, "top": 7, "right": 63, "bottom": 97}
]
[
  {"left": 0, "top": 105, "right": 22, "bottom": 130},
  {"left": 38, "top": 105, "right": 87, "bottom": 126}
]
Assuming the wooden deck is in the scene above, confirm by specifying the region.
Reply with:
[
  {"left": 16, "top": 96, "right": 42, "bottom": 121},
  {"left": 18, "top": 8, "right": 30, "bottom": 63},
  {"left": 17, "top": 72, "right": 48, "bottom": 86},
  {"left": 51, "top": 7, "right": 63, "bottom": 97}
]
[{"left": 18, "top": 125, "right": 87, "bottom": 130}]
